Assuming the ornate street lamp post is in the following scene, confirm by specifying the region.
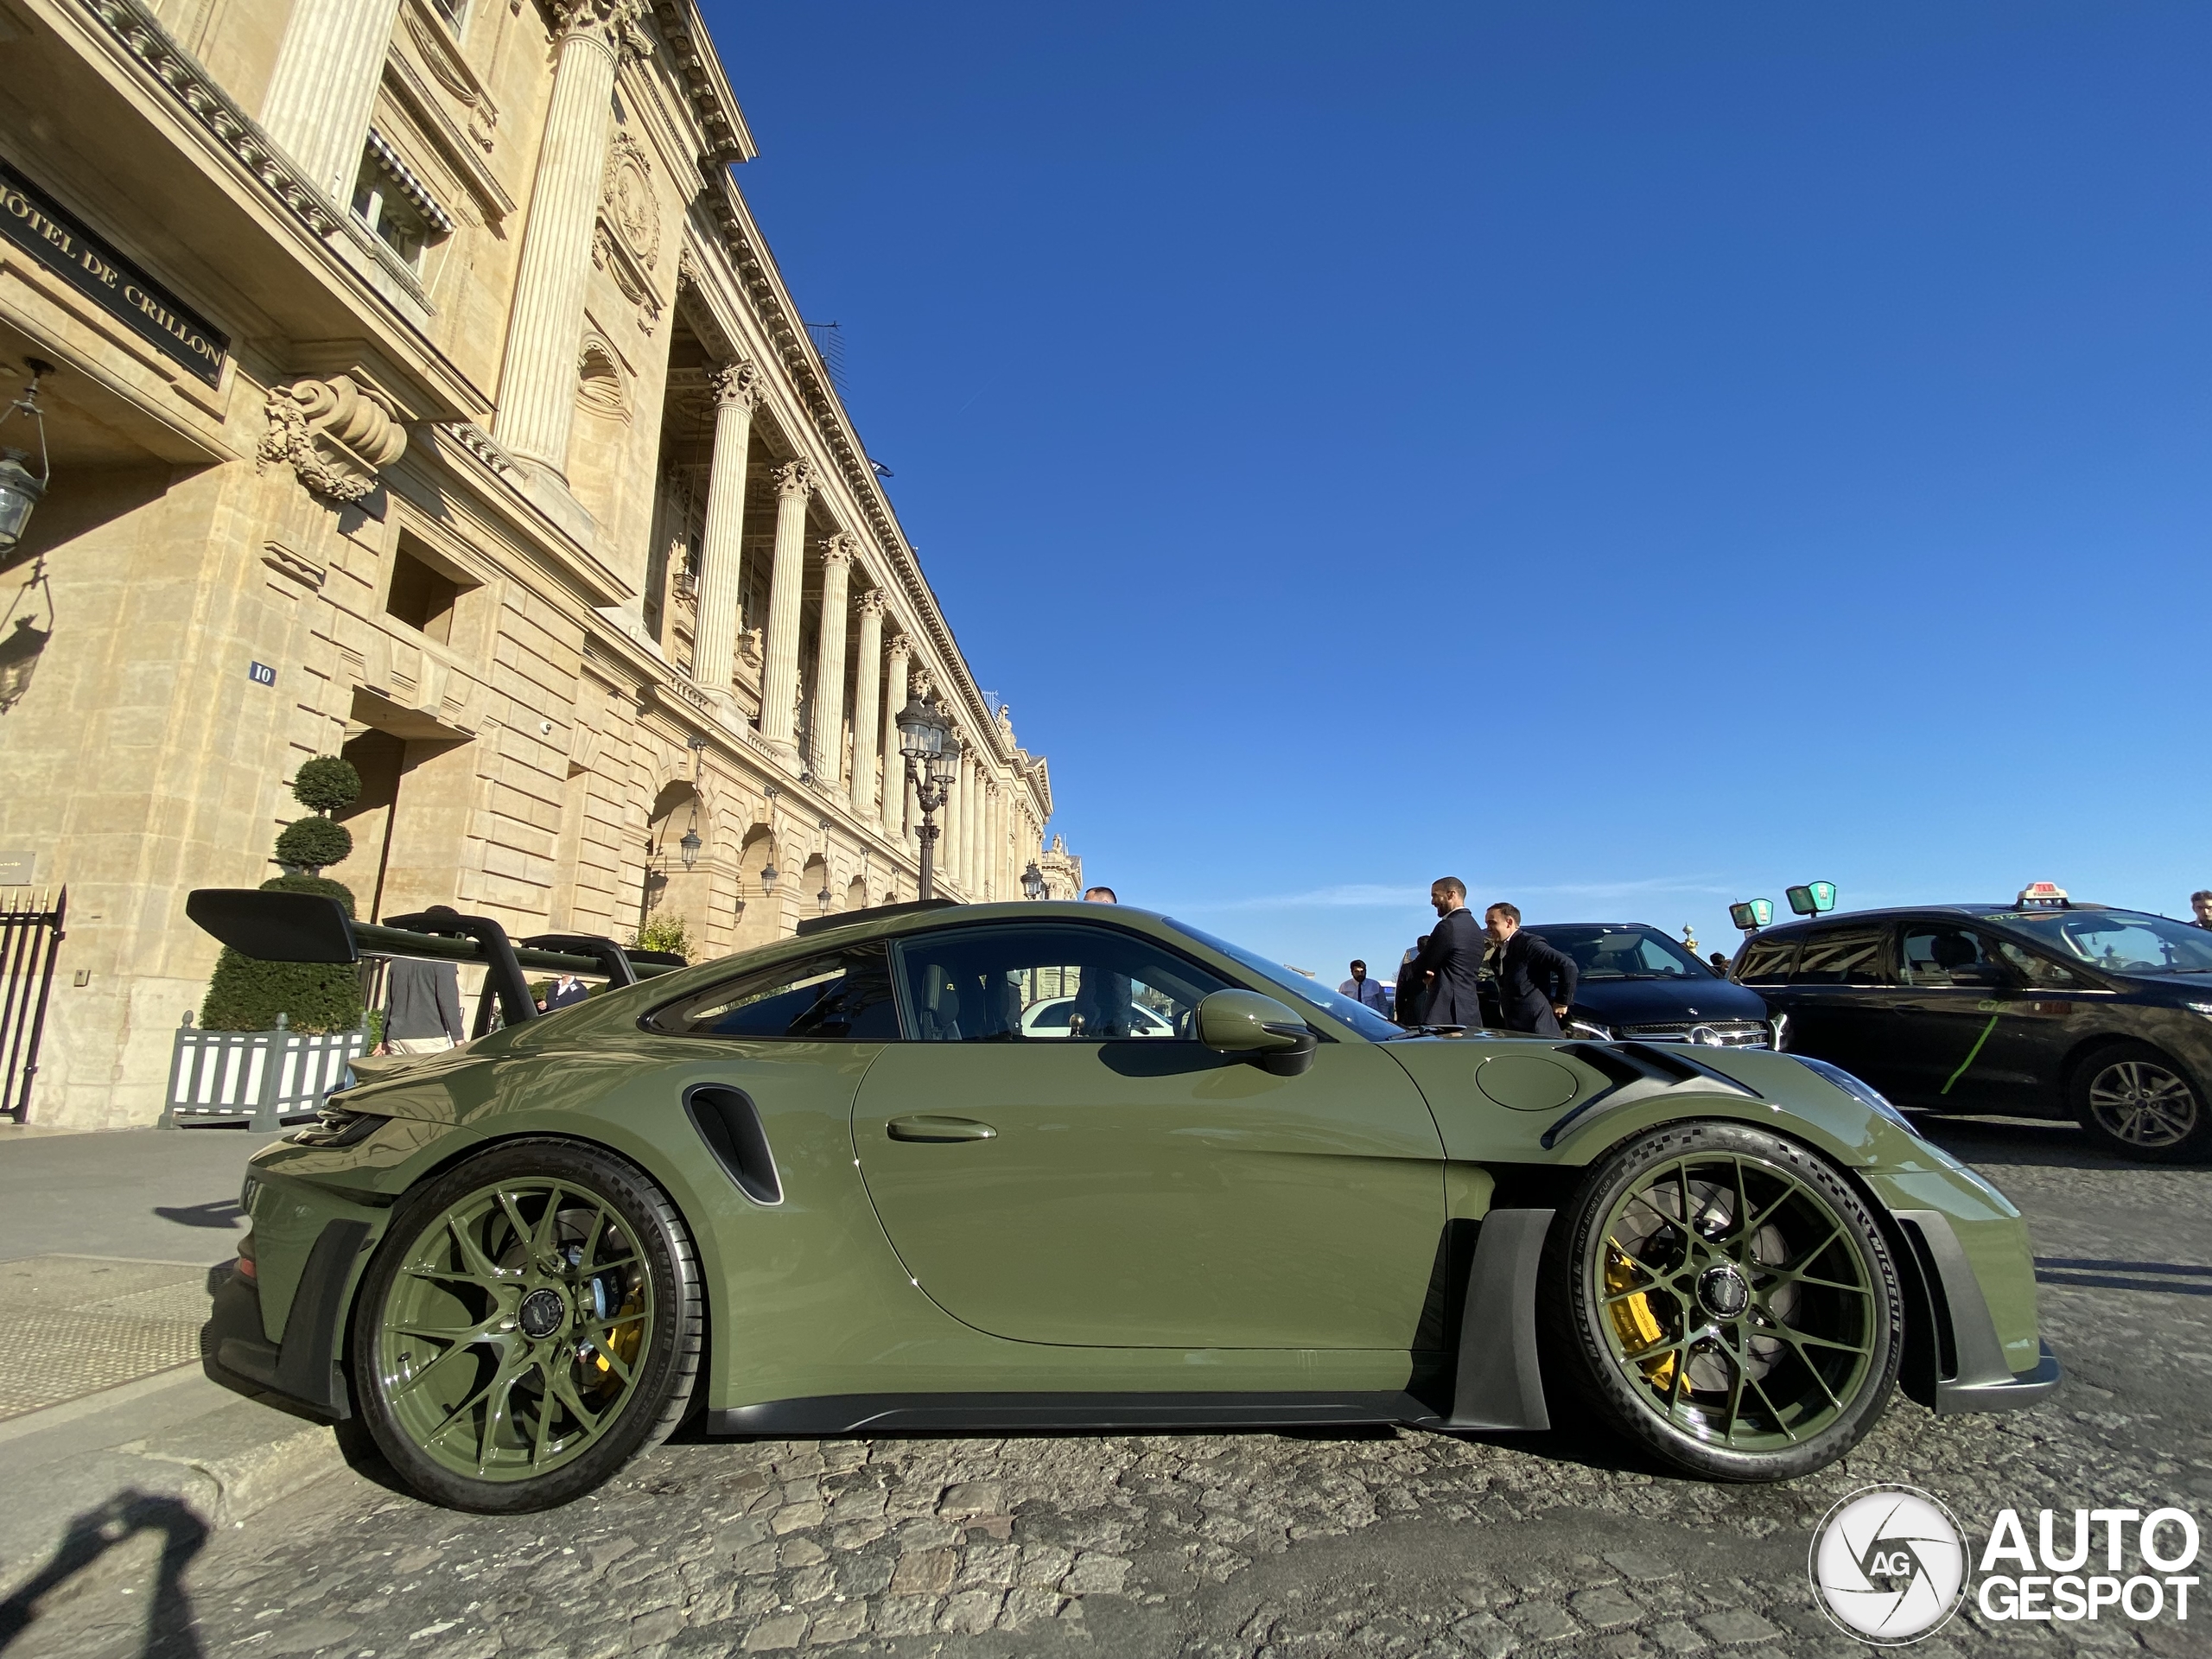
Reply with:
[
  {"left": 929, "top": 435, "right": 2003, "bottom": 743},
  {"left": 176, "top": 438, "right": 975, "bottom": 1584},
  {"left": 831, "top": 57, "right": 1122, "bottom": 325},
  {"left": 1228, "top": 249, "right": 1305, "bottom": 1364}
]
[
  {"left": 1021, "top": 861, "right": 1046, "bottom": 901},
  {"left": 896, "top": 688, "right": 959, "bottom": 900}
]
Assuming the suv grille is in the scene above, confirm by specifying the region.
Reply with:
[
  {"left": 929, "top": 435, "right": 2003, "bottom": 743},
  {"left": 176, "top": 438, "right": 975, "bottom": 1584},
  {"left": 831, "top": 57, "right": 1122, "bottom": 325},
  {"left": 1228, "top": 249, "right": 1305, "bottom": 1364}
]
[{"left": 1618, "top": 1020, "right": 1769, "bottom": 1047}]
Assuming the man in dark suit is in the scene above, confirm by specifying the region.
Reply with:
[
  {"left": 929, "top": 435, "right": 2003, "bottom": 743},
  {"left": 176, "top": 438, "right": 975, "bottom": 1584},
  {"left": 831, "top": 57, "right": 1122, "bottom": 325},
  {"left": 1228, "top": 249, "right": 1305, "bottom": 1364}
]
[
  {"left": 540, "top": 972, "right": 590, "bottom": 1012},
  {"left": 1484, "top": 902, "right": 1578, "bottom": 1036},
  {"left": 1404, "top": 878, "right": 1485, "bottom": 1028}
]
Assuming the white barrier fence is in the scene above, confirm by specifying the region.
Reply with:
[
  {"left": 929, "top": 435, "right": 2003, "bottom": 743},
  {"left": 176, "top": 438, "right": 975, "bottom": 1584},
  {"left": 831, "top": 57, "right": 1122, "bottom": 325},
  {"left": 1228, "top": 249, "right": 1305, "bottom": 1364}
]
[{"left": 166, "top": 1016, "right": 366, "bottom": 1130}]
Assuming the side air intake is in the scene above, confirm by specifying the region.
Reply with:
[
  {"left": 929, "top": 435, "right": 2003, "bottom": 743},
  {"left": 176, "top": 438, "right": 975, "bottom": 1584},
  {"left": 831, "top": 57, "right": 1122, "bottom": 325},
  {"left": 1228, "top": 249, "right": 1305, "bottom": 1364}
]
[{"left": 684, "top": 1084, "right": 783, "bottom": 1205}]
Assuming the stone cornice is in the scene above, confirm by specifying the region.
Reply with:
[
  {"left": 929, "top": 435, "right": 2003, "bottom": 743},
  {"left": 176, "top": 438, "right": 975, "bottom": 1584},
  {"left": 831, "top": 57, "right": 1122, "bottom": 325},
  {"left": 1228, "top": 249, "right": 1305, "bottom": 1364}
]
[
  {"left": 74, "top": 0, "right": 339, "bottom": 237},
  {"left": 646, "top": 0, "right": 755, "bottom": 165}
]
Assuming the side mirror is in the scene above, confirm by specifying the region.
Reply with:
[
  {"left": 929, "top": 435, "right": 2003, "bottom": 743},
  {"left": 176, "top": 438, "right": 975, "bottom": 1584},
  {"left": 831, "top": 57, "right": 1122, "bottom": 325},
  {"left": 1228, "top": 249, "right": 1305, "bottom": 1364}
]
[{"left": 1197, "top": 989, "right": 1317, "bottom": 1077}]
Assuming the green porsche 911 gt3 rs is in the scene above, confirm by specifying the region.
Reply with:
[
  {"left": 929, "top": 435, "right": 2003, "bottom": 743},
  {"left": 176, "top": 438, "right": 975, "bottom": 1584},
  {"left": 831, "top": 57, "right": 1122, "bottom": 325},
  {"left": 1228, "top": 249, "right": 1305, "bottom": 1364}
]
[{"left": 190, "top": 892, "right": 2059, "bottom": 1513}]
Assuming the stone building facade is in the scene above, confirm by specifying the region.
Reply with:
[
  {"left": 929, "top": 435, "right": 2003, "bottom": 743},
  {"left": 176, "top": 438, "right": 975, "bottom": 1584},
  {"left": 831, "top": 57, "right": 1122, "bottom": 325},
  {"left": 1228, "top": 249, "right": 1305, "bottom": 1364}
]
[{"left": 0, "top": 0, "right": 1077, "bottom": 1128}]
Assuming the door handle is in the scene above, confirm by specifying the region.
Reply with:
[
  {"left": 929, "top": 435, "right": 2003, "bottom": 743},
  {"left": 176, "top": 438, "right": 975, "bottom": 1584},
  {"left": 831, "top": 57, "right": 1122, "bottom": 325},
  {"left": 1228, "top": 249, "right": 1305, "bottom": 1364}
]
[{"left": 886, "top": 1115, "right": 998, "bottom": 1143}]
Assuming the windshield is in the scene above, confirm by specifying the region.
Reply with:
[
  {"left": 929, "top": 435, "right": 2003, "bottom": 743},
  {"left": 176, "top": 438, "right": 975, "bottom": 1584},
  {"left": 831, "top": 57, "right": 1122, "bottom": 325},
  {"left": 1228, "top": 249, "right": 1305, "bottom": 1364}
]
[
  {"left": 1528, "top": 925, "right": 1716, "bottom": 981},
  {"left": 1994, "top": 909, "right": 2212, "bottom": 977},
  {"left": 1166, "top": 919, "right": 1405, "bottom": 1040}
]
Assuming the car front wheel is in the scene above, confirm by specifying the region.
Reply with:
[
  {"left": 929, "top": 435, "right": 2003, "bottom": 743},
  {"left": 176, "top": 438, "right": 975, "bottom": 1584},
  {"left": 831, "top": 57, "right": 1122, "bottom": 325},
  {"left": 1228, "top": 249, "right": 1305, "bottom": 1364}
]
[
  {"left": 2071, "top": 1043, "right": 2209, "bottom": 1162},
  {"left": 351, "top": 1139, "right": 703, "bottom": 1512},
  {"left": 1541, "top": 1120, "right": 1904, "bottom": 1482}
]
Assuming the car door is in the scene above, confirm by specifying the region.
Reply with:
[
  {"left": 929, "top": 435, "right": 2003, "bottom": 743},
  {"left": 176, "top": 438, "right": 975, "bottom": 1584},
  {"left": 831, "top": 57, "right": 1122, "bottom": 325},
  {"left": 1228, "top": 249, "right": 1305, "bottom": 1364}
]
[
  {"left": 1774, "top": 924, "right": 1902, "bottom": 1089},
  {"left": 1925, "top": 932, "right": 2096, "bottom": 1114},
  {"left": 1893, "top": 929, "right": 2044, "bottom": 1110},
  {"left": 851, "top": 920, "right": 1446, "bottom": 1351}
]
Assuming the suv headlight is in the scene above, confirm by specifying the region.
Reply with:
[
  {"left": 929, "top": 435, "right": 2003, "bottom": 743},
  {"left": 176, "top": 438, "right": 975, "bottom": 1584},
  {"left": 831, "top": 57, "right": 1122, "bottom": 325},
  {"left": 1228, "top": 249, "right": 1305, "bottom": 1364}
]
[
  {"left": 1793, "top": 1055, "right": 1917, "bottom": 1135},
  {"left": 1564, "top": 1018, "right": 1615, "bottom": 1041},
  {"left": 2185, "top": 1001, "right": 2212, "bottom": 1020}
]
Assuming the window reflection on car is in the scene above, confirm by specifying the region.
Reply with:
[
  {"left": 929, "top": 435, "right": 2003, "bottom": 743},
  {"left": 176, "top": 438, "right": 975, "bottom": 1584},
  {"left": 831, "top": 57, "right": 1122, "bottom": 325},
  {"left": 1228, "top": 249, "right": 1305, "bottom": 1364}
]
[
  {"left": 1537, "top": 925, "right": 1716, "bottom": 982},
  {"left": 1999, "top": 910, "right": 2212, "bottom": 976}
]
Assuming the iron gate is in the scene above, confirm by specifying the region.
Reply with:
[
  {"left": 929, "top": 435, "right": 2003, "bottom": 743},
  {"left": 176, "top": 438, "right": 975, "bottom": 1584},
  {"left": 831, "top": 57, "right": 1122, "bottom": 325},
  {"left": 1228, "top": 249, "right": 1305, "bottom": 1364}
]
[{"left": 1, "top": 887, "right": 65, "bottom": 1124}]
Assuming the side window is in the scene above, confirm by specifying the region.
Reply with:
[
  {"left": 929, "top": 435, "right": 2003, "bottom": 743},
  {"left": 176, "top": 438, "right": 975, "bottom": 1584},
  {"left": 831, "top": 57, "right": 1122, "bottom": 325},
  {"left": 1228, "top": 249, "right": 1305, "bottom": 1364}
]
[
  {"left": 1736, "top": 937, "right": 1800, "bottom": 985},
  {"left": 644, "top": 942, "right": 900, "bottom": 1039},
  {"left": 1899, "top": 925, "right": 2004, "bottom": 988},
  {"left": 896, "top": 925, "right": 1230, "bottom": 1043},
  {"left": 1789, "top": 927, "right": 1889, "bottom": 986},
  {"left": 1989, "top": 938, "right": 2091, "bottom": 990}
]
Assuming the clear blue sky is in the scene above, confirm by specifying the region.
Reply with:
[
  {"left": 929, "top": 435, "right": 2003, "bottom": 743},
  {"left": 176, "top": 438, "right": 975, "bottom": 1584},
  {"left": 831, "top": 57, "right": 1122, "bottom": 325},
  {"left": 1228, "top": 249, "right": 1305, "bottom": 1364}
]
[{"left": 709, "top": 1, "right": 2211, "bottom": 979}]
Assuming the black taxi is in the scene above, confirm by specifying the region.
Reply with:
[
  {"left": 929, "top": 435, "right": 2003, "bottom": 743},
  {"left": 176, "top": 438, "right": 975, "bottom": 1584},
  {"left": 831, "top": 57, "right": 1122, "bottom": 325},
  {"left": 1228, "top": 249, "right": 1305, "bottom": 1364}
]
[{"left": 1733, "top": 886, "right": 2212, "bottom": 1161}]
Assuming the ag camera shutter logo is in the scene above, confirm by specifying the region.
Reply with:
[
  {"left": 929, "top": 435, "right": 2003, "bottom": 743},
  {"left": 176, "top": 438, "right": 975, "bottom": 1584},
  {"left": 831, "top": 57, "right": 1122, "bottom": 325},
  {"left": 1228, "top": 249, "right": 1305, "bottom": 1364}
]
[{"left": 1809, "top": 1485, "right": 1968, "bottom": 1644}]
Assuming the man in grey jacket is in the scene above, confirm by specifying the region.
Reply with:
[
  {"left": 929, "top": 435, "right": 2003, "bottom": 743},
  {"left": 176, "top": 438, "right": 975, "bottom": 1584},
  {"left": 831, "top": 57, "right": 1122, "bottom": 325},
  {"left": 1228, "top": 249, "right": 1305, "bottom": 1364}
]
[{"left": 385, "top": 958, "right": 466, "bottom": 1054}]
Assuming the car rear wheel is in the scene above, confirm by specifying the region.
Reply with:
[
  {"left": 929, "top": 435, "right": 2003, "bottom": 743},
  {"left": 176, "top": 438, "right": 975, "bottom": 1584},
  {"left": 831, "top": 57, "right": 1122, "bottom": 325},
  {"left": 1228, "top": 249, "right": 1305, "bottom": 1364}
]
[
  {"left": 1540, "top": 1121, "right": 1903, "bottom": 1482},
  {"left": 2071, "top": 1043, "right": 2210, "bottom": 1162},
  {"left": 351, "top": 1139, "right": 702, "bottom": 1512}
]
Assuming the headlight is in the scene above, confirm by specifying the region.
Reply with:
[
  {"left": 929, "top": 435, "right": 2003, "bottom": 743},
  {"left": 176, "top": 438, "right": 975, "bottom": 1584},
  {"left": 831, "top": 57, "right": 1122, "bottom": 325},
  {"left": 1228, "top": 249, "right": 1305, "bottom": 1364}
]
[
  {"left": 1792, "top": 1055, "right": 1918, "bottom": 1135},
  {"left": 2185, "top": 1002, "right": 2212, "bottom": 1020},
  {"left": 287, "top": 1103, "right": 387, "bottom": 1147},
  {"left": 1564, "top": 1018, "right": 1615, "bottom": 1040}
]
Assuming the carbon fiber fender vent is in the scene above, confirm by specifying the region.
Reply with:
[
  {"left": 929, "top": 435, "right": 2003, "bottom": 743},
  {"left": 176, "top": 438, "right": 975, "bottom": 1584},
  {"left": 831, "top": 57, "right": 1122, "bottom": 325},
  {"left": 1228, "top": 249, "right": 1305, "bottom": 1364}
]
[{"left": 684, "top": 1084, "right": 784, "bottom": 1205}]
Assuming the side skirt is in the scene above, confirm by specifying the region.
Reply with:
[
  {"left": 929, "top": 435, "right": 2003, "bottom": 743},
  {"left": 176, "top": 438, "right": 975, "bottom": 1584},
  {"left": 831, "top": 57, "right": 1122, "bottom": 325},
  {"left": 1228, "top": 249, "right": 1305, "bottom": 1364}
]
[{"left": 712, "top": 1391, "right": 1440, "bottom": 1437}]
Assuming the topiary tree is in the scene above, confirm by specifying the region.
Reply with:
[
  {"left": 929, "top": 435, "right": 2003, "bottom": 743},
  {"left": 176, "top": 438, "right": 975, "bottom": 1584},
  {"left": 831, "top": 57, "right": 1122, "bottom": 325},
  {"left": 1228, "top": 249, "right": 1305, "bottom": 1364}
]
[
  {"left": 199, "top": 755, "right": 367, "bottom": 1033},
  {"left": 291, "top": 754, "right": 361, "bottom": 815},
  {"left": 275, "top": 816, "right": 352, "bottom": 873}
]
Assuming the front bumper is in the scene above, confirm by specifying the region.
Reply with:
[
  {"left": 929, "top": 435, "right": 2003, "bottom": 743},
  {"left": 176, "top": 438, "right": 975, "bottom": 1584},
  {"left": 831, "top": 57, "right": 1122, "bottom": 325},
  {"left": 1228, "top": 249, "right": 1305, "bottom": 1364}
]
[{"left": 1940, "top": 1340, "right": 2063, "bottom": 1413}]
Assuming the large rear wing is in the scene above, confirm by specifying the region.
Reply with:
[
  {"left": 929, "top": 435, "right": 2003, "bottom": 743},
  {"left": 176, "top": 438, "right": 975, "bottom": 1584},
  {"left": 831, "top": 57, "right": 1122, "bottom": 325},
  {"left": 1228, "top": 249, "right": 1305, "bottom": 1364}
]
[{"left": 186, "top": 889, "right": 686, "bottom": 1039}]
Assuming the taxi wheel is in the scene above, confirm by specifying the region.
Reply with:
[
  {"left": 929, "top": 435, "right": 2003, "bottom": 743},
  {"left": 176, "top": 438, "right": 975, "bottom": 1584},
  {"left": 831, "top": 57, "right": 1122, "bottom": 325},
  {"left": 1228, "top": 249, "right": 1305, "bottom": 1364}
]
[
  {"left": 351, "top": 1139, "right": 702, "bottom": 1513},
  {"left": 2071, "top": 1043, "right": 2211, "bottom": 1163},
  {"left": 1539, "top": 1120, "right": 1903, "bottom": 1483}
]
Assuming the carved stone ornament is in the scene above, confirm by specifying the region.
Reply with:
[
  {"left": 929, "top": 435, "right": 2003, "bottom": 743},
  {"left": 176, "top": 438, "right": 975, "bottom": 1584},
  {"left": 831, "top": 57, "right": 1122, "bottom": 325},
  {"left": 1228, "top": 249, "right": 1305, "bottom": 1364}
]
[
  {"left": 886, "top": 632, "right": 912, "bottom": 658},
  {"left": 856, "top": 588, "right": 888, "bottom": 617},
  {"left": 708, "top": 359, "right": 761, "bottom": 411},
  {"left": 601, "top": 132, "right": 661, "bottom": 269},
  {"left": 590, "top": 224, "right": 663, "bottom": 334},
  {"left": 818, "top": 532, "right": 855, "bottom": 568},
  {"left": 555, "top": 0, "right": 651, "bottom": 61},
  {"left": 404, "top": 3, "right": 501, "bottom": 151},
  {"left": 258, "top": 376, "right": 407, "bottom": 503},
  {"left": 772, "top": 458, "right": 815, "bottom": 499},
  {"left": 737, "top": 626, "right": 764, "bottom": 668}
]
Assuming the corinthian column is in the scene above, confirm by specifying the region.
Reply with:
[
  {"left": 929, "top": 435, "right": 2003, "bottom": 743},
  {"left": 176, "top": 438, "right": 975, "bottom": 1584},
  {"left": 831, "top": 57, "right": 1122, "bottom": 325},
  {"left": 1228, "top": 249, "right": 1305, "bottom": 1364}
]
[
  {"left": 493, "top": 0, "right": 645, "bottom": 470},
  {"left": 760, "top": 459, "right": 813, "bottom": 754},
  {"left": 811, "top": 535, "right": 855, "bottom": 782},
  {"left": 882, "top": 632, "right": 912, "bottom": 842},
  {"left": 851, "top": 590, "right": 887, "bottom": 819},
  {"left": 690, "top": 362, "right": 760, "bottom": 706},
  {"left": 959, "top": 748, "right": 979, "bottom": 895},
  {"left": 261, "top": 0, "right": 406, "bottom": 200}
]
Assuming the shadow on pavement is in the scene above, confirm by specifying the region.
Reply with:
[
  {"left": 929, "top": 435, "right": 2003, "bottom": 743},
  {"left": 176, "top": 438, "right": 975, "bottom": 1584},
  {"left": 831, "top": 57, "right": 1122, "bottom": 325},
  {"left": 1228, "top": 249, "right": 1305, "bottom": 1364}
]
[
  {"left": 0, "top": 1491, "right": 206, "bottom": 1657},
  {"left": 153, "top": 1201, "right": 243, "bottom": 1230},
  {"left": 1914, "top": 1115, "right": 2150, "bottom": 1172}
]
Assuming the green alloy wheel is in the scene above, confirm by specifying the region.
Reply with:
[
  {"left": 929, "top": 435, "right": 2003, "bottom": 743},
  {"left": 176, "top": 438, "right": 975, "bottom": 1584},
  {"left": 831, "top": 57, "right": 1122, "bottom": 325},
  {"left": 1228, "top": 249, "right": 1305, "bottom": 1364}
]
[
  {"left": 1542, "top": 1122, "right": 1903, "bottom": 1481},
  {"left": 2072, "top": 1042, "right": 2210, "bottom": 1163},
  {"left": 352, "top": 1140, "right": 702, "bottom": 1512}
]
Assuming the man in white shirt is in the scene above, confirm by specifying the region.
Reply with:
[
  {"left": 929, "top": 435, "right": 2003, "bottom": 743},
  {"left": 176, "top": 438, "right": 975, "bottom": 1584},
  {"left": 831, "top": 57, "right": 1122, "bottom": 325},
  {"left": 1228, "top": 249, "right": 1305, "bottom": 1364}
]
[{"left": 1338, "top": 959, "right": 1390, "bottom": 1015}]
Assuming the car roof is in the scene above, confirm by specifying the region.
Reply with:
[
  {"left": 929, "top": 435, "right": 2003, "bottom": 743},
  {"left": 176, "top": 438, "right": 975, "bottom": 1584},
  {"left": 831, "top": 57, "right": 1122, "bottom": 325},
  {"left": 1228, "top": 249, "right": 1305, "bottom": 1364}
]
[{"left": 1742, "top": 902, "right": 2136, "bottom": 940}]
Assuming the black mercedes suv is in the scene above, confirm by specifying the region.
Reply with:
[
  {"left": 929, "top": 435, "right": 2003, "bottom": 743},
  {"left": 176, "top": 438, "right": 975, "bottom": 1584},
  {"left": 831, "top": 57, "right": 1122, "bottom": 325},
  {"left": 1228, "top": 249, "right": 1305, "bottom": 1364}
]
[
  {"left": 1734, "top": 899, "right": 2212, "bottom": 1161},
  {"left": 1506, "top": 922, "right": 1777, "bottom": 1047}
]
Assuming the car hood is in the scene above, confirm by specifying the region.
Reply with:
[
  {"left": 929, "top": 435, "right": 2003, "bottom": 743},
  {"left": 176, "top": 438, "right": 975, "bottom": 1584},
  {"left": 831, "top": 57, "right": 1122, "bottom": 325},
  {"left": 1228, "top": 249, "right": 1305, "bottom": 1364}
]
[{"left": 1568, "top": 977, "right": 1770, "bottom": 1026}]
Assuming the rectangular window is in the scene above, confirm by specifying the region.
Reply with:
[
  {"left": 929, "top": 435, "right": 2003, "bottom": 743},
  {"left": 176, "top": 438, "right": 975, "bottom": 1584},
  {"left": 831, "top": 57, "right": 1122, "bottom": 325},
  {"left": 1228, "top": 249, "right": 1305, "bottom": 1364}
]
[
  {"left": 896, "top": 924, "right": 1228, "bottom": 1043},
  {"left": 1736, "top": 937, "right": 1800, "bottom": 985},
  {"left": 1900, "top": 925, "right": 2005, "bottom": 988},
  {"left": 645, "top": 943, "right": 900, "bottom": 1040},
  {"left": 350, "top": 133, "right": 452, "bottom": 271},
  {"left": 385, "top": 543, "right": 468, "bottom": 643},
  {"left": 1789, "top": 927, "right": 1890, "bottom": 986}
]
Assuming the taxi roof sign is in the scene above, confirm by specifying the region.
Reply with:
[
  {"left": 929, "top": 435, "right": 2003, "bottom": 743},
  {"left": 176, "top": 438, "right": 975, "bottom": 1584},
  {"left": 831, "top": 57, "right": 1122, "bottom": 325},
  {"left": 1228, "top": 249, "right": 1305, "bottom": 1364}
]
[{"left": 2016, "top": 880, "right": 2070, "bottom": 908}]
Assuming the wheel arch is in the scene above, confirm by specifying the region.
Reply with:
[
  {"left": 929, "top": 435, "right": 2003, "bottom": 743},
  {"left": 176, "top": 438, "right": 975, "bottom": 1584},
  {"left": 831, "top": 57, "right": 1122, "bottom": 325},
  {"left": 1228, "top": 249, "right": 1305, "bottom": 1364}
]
[{"left": 339, "top": 1128, "right": 717, "bottom": 1421}]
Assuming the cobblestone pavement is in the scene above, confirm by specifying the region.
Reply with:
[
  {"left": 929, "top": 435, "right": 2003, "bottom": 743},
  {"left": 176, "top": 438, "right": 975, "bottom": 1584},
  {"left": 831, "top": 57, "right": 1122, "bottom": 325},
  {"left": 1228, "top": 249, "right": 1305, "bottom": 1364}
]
[{"left": 10, "top": 1118, "right": 2210, "bottom": 1659}]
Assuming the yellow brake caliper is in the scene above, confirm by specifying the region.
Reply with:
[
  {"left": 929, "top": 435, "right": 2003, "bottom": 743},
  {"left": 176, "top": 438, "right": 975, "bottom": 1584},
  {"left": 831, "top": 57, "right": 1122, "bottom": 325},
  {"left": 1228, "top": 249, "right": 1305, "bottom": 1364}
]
[{"left": 1605, "top": 1242, "right": 1676, "bottom": 1391}]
